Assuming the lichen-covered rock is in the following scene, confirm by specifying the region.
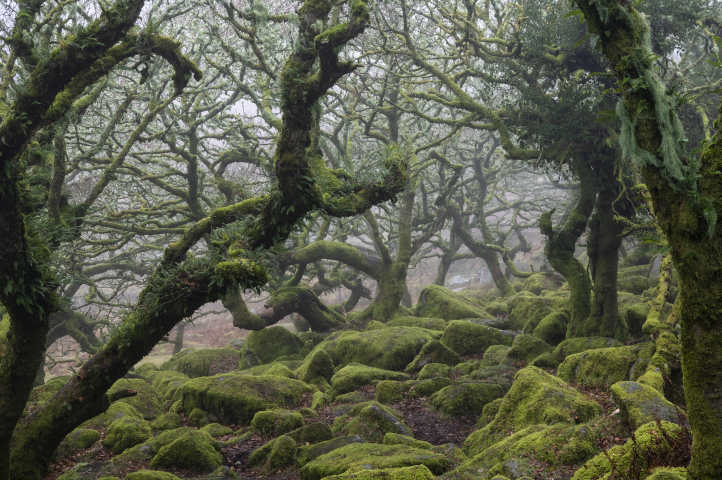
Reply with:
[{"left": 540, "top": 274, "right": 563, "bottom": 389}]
[
  {"left": 417, "top": 363, "right": 451, "bottom": 380},
  {"left": 375, "top": 378, "right": 453, "bottom": 404},
  {"left": 463, "top": 367, "right": 603, "bottom": 457},
  {"left": 188, "top": 408, "right": 219, "bottom": 427},
  {"left": 247, "top": 326, "right": 304, "bottom": 363},
  {"left": 330, "top": 364, "right": 410, "bottom": 397},
  {"left": 150, "top": 429, "right": 222, "bottom": 472},
  {"left": 533, "top": 310, "right": 570, "bottom": 346},
  {"left": 322, "top": 465, "right": 435, "bottom": 480},
  {"left": 54, "top": 428, "right": 101, "bottom": 461},
  {"left": 333, "top": 401, "right": 413, "bottom": 443},
  {"left": 150, "top": 413, "right": 182, "bottom": 431},
  {"left": 297, "top": 349, "right": 335, "bottom": 388},
  {"left": 180, "top": 372, "right": 314, "bottom": 425},
  {"left": 557, "top": 342, "right": 656, "bottom": 387},
  {"left": 287, "top": 422, "right": 335, "bottom": 444},
  {"left": 248, "top": 434, "right": 297, "bottom": 471},
  {"left": 300, "top": 443, "right": 450, "bottom": 480},
  {"left": 415, "top": 285, "right": 492, "bottom": 320},
  {"left": 297, "top": 435, "right": 366, "bottom": 467},
  {"left": 571, "top": 422, "right": 686, "bottom": 480},
  {"left": 440, "top": 321, "right": 515, "bottom": 357},
  {"left": 102, "top": 416, "right": 152, "bottom": 454},
  {"left": 251, "top": 408, "right": 304, "bottom": 435},
  {"left": 383, "top": 433, "right": 432, "bottom": 450},
  {"left": 386, "top": 316, "right": 447, "bottom": 331},
  {"left": 609, "top": 381, "right": 678, "bottom": 430},
  {"left": 200, "top": 423, "right": 234, "bottom": 438},
  {"left": 310, "top": 327, "right": 438, "bottom": 371},
  {"left": 405, "top": 340, "right": 460, "bottom": 373},
  {"left": 553, "top": 337, "right": 623, "bottom": 362},
  {"left": 152, "top": 371, "right": 190, "bottom": 406},
  {"left": 506, "top": 334, "right": 553, "bottom": 365},
  {"left": 109, "top": 378, "right": 164, "bottom": 420},
  {"left": 430, "top": 382, "right": 506, "bottom": 417},
  {"left": 507, "top": 295, "right": 555, "bottom": 331},
  {"left": 124, "top": 472, "right": 182, "bottom": 480}
]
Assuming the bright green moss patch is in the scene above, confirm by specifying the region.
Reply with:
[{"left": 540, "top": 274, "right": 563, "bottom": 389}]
[
  {"left": 135, "top": 362, "right": 160, "bottom": 378},
  {"left": 333, "top": 401, "right": 413, "bottom": 442},
  {"left": 109, "top": 378, "right": 164, "bottom": 420},
  {"left": 264, "top": 363, "right": 296, "bottom": 379},
  {"left": 81, "top": 402, "right": 143, "bottom": 431},
  {"left": 248, "top": 434, "right": 298, "bottom": 472},
  {"left": 297, "top": 435, "right": 366, "bottom": 467},
  {"left": 124, "top": 472, "right": 182, "bottom": 480},
  {"left": 404, "top": 339, "right": 460, "bottom": 373},
  {"left": 367, "top": 320, "right": 387, "bottom": 331},
  {"left": 553, "top": 337, "right": 623, "bottom": 362},
  {"left": 440, "top": 321, "right": 515, "bottom": 357},
  {"left": 330, "top": 363, "right": 410, "bottom": 397},
  {"left": 383, "top": 433, "right": 432, "bottom": 450},
  {"left": 150, "top": 413, "right": 182, "bottom": 431},
  {"left": 200, "top": 423, "right": 234, "bottom": 438},
  {"left": 102, "top": 416, "right": 153, "bottom": 454},
  {"left": 54, "top": 429, "right": 101, "bottom": 461},
  {"left": 609, "top": 381, "right": 678, "bottom": 430},
  {"left": 297, "top": 349, "right": 336, "bottom": 387},
  {"left": 287, "top": 422, "right": 335, "bottom": 444},
  {"left": 415, "top": 285, "right": 492, "bottom": 320},
  {"left": 188, "top": 408, "right": 219, "bottom": 427},
  {"left": 506, "top": 295, "right": 554, "bottom": 331},
  {"left": 180, "top": 372, "right": 314, "bottom": 425},
  {"left": 506, "top": 334, "right": 553, "bottom": 365},
  {"left": 522, "top": 273, "right": 562, "bottom": 296},
  {"left": 323, "top": 465, "right": 435, "bottom": 479},
  {"left": 375, "top": 378, "right": 452, "bottom": 403},
  {"left": 532, "top": 310, "right": 570, "bottom": 346},
  {"left": 251, "top": 408, "right": 304, "bottom": 435},
  {"left": 247, "top": 326, "right": 304, "bottom": 363},
  {"left": 300, "top": 443, "right": 451, "bottom": 480},
  {"left": 164, "top": 348, "right": 244, "bottom": 378},
  {"left": 557, "top": 342, "right": 656, "bottom": 387},
  {"left": 150, "top": 430, "right": 222, "bottom": 472},
  {"left": 417, "top": 363, "right": 451, "bottom": 380},
  {"left": 28, "top": 375, "right": 71, "bottom": 406},
  {"left": 430, "top": 382, "right": 506, "bottom": 417},
  {"left": 386, "top": 316, "right": 447, "bottom": 331},
  {"left": 152, "top": 371, "right": 190, "bottom": 405},
  {"left": 618, "top": 275, "right": 650, "bottom": 295}
]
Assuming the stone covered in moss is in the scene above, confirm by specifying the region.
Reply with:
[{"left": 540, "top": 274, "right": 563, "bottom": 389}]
[
  {"left": 522, "top": 273, "right": 562, "bottom": 296},
  {"left": 415, "top": 285, "right": 492, "bottom": 320},
  {"left": 383, "top": 433, "right": 432, "bottom": 450},
  {"left": 152, "top": 370, "right": 190, "bottom": 406},
  {"left": 297, "top": 435, "right": 366, "bottom": 467},
  {"left": 297, "top": 349, "right": 336, "bottom": 388},
  {"left": 417, "top": 363, "right": 451, "bottom": 380},
  {"left": 225, "top": 431, "right": 254, "bottom": 446},
  {"left": 330, "top": 364, "right": 410, "bottom": 397},
  {"left": 109, "top": 378, "right": 164, "bottom": 420},
  {"left": 247, "top": 326, "right": 304, "bottom": 363},
  {"left": 366, "top": 320, "right": 387, "bottom": 331},
  {"left": 440, "top": 321, "right": 515, "bottom": 357},
  {"left": 477, "top": 397, "right": 504, "bottom": 428},
  {"left": 486, "top": 302, "right": 509, "bottom": 316},
  {"left": 553, "top": 337, "right": 623, "bottom": 362},
  {"left": 54, "top": 428, "right": 101, "bottom": 461},
  {"left": 333, "top": 401, "right": 413, "bottom": 443},
  {"left": 202, "top": 466, "right": 241, "bottom": 479},
  {"left": 151, "top": 413, "right": 182, "bottom": 431},
  {"left": 322, "top": 465, "right": 435, "bottom": 480},
  {"left": 645, "top": 468, "right": 688, "bottom": 480},
  {"left": 251, "top": 408, "right": 305, "bottom": 435},
  {"left": 375, "top": 378, "right": 453, "bottom": 404},
  {"left": 430, "top": 382, "right": 506, "bottom": 417},
  {"left": 458, "top": 365, "right": 516, "bottom": 389},
  {"left": 625, "top": 302, "right": 651, "bottom": 338},
  {"left": 310, "top": 327, "right": 438, "bottom": 371},
  {"left": 404, "top": 339, "right": 460, "bottom": 373},
  {"left": 610, "top": 381, "right": 678, "bottom": 430},
  {"left": 483, "top": 345, "right": 512, "bottom": 366},
  {"left": 463, "top": 367, "right": 603, "bottom": 457},
  {"left": 200, "top": 423, "right": 234, "bottom": 438},
  {"left": 180, "top": 372, "right": 314, "bottom": 425},
  {"left": 506, "top": 334, "right": 553, "bottom": 365},
  {"left": 264, "top": 363, "right": 297, "bottom": 379},
  {"left": 27, "top": 375, "right": 70, "bottom": 408},
  {"left": 188, "top": 408, "right": 219, "bottom": 427},
  {"left": 300, "top": 443, "right": 451, "bottom": 480},
  {"left": 135, "top": 363, "right": 160, "bottom": 379},
  {"left": 248, "top": 434, "right": 298, "bottom": 471},
  {"left": 103, "top": 416, "right": 153, "bottom": 454},
  {"left": 81, "top": 402, "right": 143, "bottom": 431},
  {"left": 161, "top": 347, "right": 245, "bottom": 377},
  {"left": 506, "top": 295, "right": 554, "bottom": 331},
  {"left": 287, "top": 422, "right": 335, "bottom": 444},
  {"left": 618, "top": 275, "right": 649, "bottom": 295},
  {"left": 557, "top": 342, "right": 656, "bottom": 387},
  {"left": 532, "top": 310, "right": 570, "bottom": 346},
  {"left": 150, "top": 429, "right": 222, "bottom": 472},
  {"left": 386, "top": 316, "right": 447, "bottom": 331},
  {"left": 245, "top": 360, "right": 304, "bottom": 376},
  {"left": 124, "top": 472, "right": 182, "bottom": 480}
]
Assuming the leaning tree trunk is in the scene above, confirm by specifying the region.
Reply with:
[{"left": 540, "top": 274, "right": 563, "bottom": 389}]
[{"left": 573, "top": 1, "right": 722, "bottom": 477}]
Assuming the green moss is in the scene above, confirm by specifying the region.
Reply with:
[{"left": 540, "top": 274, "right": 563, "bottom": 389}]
[
  {"left": 477, "top": 398, "right": 504, "bottom": 428},
  {"left": 150, "top": 430, "right": 223, "bottom": 472},
  {"left": 523, "top": 274, "right": 561, "bottom": 295},
  {"left": 203, "top": 466, "right": 241, "bottom": 479},
  {"left": 609, "top": 381, "right": 678, "bottom": 430},
  {"left": 251, "top": 408, "right": 305, "bottom": 435},
  {"left": 225, "top": 431, "right": 254, "bottom": 446},
  {"left": 188, "top": 408, "right": 219, "bottom": 427},
  {"left": 557, "top": 342, "right": 655, "bottom": 387},
  {"left": 483, "top": 345, "right": 512, "bottom": 366},
  {"left": 386, "top": 316, "right": 447, "bottom": 331},
  {"left": 152, "top": 370, "right": 191, "bottom": 405},
  {"left": 312, "top": 390, "right": 329, "bottom": 409},
  {"left": 506, "top": 334, "right": 553, "bottom": 365},
  {"left": 287, "top": 422, "right": 335, "bottom": 444},
  {"left": 333, "top": 401, "right": 413, "bottom": 442},
  {"left": 618, "top": 275, "right": 650, "bottom": 295},
  {"left": 625, "top": 303, "right": 651, "bottom": 338},
  {"left": 552, "top": 337, "right": 623, "bottom": 362},
  {"left": 458, "top": 365, "right": 516, "bottom": 389},
  {"left": 81, "top": 402, "right": 143, "bottom": 431},
  {"left": 161, "top": 348, "right": 244, "bottom": 378},
  {"left": 440, "top": 321, "right": 515, "bottom": 357},
  {"left": 264, "top": 363, "right": 296, "bottom": 379},
  {"left": 463, "top": 367, "right": 603, "bottom": 458},
  {"left": 330, "top": 363, "right": 410, "bottom": 397},
  {"left": 430, "top": 382, "right": 506, "bottom": 417},
  {"left": 415, "top": 285, "right": 492, "bottom": 320},
  {"left": 135, "top": 362, "right": 160, "bottom": 378},
  {"left": 151, "top": 413, "right": 182, "bottom": 431},
  {"left": 375, "top": 378, "right": 453, "bottom": 403},
  {"left": 297, "top": 435, "right": 367, "bottom": 467},
  {"left": 102, "top": 416, "right": 153, "bottom": 454},
  {"left": 123, "top": 472, "right": 182, "bottom": 480},
  {"left": 486, "top": 302, "right": 508, "bottom": 316},
  {"left": 404, "top": 339, "right": 460, "bottom": 373},
  {"left": 321, "top": 465, "right": 435, "bottom": 480},
  {"left": 27, "top": 375, "right": 71, "bottom": 405},
  {"left": 417, "top": 363, "right": 451, "bottom": 380},
  {"left": 529, "top": 352, "right": 560, "bottom": 369},
  {"left": 310, "top": 327, "right": 438, "bottom": 371},
  {"left": 247, "top": 326, "right": 304, "bottom": 363},
  {"left": 645, "top": 468, "right": 688, "bottom": 480},
  {"left": 109, "top": 378, "right": 164, "bottom": 420},
  {"left": 367, "top": 320, "right": 387, "bottom": 331},
  {"left": 533, "top": 310, "right": 570, "bottom": 346},
  {"left": 300, "top": 443, "right": 451, "bottom": 480},
  {"left": 180, "top": 372, "right": 315, "bottom": 425},
  {"left": 521, "top": 305, "right": 554, "bottom": 334},
  {"left": 248, "top": 434, "right": 298, "bottom": 471},
  {"left": 507, "top": 295, "right": 555, "bottom": 331},
  {"left": 200, "top": 423, "right": 234, "bottom": 438},
  {"left": 54, "top": 429, "right": 101, "bottom": 461},
  {"left": 383, "top": 433, "right": 432, "bottom": 450},
  {"left": 297, "top": 349, "right": 336, "bottom": 388}
]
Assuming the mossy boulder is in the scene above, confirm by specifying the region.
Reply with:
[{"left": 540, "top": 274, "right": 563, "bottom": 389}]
[
  {"left": 458, "top": 365, "right": 516, "bottom": 389},
  {"left": 152, "top": 371, "right": 190, "bottom": 405},
  {"left": 251, "top": 408, "right": 305, "bottom": 435},
  {"left": 507, "top": 295, "right": 554, "bottom": 331},
  {"left": 367, "top": 320, "right": 387, "bottom": 331},
  {"left": 300, "top": 443, "right": 451, "bottom": 480},
  {"left": 645, "top": 468, "right": 688, "bottom": 480},
  {"left": 297, "top": 435, "right": 366, "bottom": 467},
  {"left": 248, "top": 434, "right": 298, "bottom": 471},
  {"left": 135, "top": 363, "right": 160, "bottom": 379},
  {"left": 151, "top": 413, "right": 182, "bottom": 431},
  {"left": 162, "top": 348, "right": 244, "bottom": 378},
  {"left": 247, "top": 326, "right": 304, "bottom": 363},
  {"left": 463, "top": 367, "right": 603, "bottom": 457},
  {"left": 109, "top": 378, "right": 164, "bottom": 420},
  {"left": 320, "top": 465, "right": 435, "bottom": 480},
  {"left": 124, "top": 472, "right": 182, "bottom": 480},
  {"left": 375, "top": 378, "right": 453, "bottom": 404},
  {"left": 417, "top": 363, "right": 451, "bottom": 380},
  {"left": 180, "top": 372, "right": 314, "bottom": 425},
  {"left": 618, "top": 275, "right": 649, "bottom": 295},
  {"left": 557, "top": 342, "right": 656, "bottom": 387},
  {"left": 415, "top": 285, "right": 491, "bottom": 320},
  {"left": 264, "top": 363, "right": 296, "bottom": 379},
  {"left": 297, "top": 349, "right": 336, "bottom": 388},
  {"left": 330, "top": 364, "right": 410, "bottom": 397},
  {"left": 225, "top": 431, "right": 254, "bottom": 446},
  {"left": 609, "top": 381, "right": 678, "bottom": 430},
  {"left": 28, "top": 375, "right": 70, "bottom": 408},
  {"left": 188, "top": 408, "right": 219, "bottom": 427},
  {"left": 150, "top": 429, "right": 223, "bottom": 472},
  {"left": 553, "top": 337, "right": 623, "bottom": 362},
  {"left": 287, "top": 422, "right": 335, "bottom": 444},
  {"left": 80, "top": 402, "right": 143, "bottom": 431},
  {"left": 245, "top": 360, "right": 304, "bottom": 376},
  {"left": 440, "top": 321, "right": 515, "bottom": 357},
  {"left": 310, "top": 327, "right": 438, "bottom": 371},
  {"left": 386, "top": 316, "right": 447, "bottom": 331},
  {"left": 477, "top": 398, "right": 504, "bottom": 428},
  {"left": 102, "top": 416, "right": 153, "bottom": 454},
  {"left": 383, "top": 433, "right": 432, "bottom": 450},
  {"left": 485, "top": 302, "right": 508, "bottom": 316},
  {"left": 626, "top": 303, "right": 651, "bottom": 338},
  {"left": 54, "top": 428, "right": 101, "bottom": 461},
  {"left": 333, "top": 401, "right": 413, "bottom": 442},
  {"left": 200, "top": 423, "right": 234, "bottom": 438},
  {"left": 522, "top": 273, "right": 562, "bottom": 295},
  {"left": 506, "top": 334, "right": 553, "bottom": 365},
  {"left": 404, "top": 340, "right": 460, "bottom": 373},
  {"left": 532, "top": 310, "right": 570, "bottom": 346},
  {"left": 430, "top": 382, "right": 506, "bottom": 417},
  {"left": 482, "top": 345, "right": 512, "bottom": 366}
]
